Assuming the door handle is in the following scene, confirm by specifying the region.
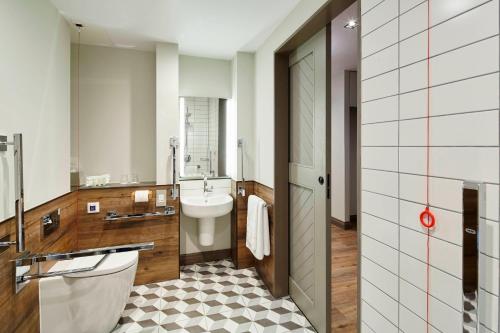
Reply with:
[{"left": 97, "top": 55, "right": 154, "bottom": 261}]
[
  {"left": 318, "top": 176, "right": 324, "bottom": 185},
  {"left": 327, "top": 174, "right": 330, "bottom": 199}
]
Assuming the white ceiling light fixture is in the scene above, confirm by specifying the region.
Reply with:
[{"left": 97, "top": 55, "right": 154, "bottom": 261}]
[{"left": 344, "top": 19, "right": 359, "bottom": 29}]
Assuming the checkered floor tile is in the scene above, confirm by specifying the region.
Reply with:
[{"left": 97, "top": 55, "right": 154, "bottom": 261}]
[{"left": 112, "top": 259, "right": 316, "bottom": 333}]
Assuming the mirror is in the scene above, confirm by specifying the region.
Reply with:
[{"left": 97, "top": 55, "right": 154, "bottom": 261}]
[{"left": 179, "top": 97, "right": 227, "bottom": 178}]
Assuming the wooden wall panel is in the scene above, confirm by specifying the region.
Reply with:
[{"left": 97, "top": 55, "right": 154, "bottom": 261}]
[
  {"left": 231, "top": 181, "right": 255, "bottom": 269},
  {"left": 253, "top": 182, "right": 287, "bottom": 297},
  {"left": 0, "top": 191, "right": 78, "bottom": 333},
  {"left": 76, "top": 185, "right": 180, "bottom": 284},
  {"left": 0, "top": 185, "right": 181, "bottom": 332},
  {"left": 232, "top": 181, "right": 286, "bottom": 298}
]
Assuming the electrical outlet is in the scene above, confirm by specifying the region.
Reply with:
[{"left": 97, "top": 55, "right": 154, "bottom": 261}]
[
  {"left": 87, "top": 202, "right": 100, "bottom": 214},
  {"left": 156, "top": 190, "right": 167, "bottom": 207}
]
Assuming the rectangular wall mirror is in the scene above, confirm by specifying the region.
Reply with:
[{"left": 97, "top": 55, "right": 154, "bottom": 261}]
[{"left": 179, "top": 96, "right": 228, "bottom": 179}]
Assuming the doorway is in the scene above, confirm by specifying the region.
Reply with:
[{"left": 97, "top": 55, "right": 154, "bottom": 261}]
[
  {"left": 273, "top": 1, "right": 357, "bottom": 333},
  {"left": 330, "top": 3, "right": 359, "bottom": 333}
]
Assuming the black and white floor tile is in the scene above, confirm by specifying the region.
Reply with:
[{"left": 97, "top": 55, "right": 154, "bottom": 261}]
[{"left": 112, "top": 259, "right": 316, "bottom": 333}]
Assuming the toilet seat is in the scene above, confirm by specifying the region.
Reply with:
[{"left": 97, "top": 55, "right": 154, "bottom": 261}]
[{"left": 49, "top": 251, "right": 138, "bottom": 278}]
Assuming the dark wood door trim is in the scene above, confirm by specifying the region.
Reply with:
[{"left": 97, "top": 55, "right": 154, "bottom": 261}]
[{"left": 273, "top": 0, "right": 356, "bottom": 331}]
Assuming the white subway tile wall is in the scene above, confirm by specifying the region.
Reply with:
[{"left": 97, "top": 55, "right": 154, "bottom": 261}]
[
  {"left": 183, "top": 97, "right": 219, "bottom": 176},
  {"left": 360, "top": 0, "right": 500, "bottom": 332}
]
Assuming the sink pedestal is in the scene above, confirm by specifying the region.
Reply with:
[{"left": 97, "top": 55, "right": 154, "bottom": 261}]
[
  {"left": 199, "top": 217, "right": 215, "bottom": 246},
  {"left": 181, "top": 193, "right": 233, "bottom": 247}
]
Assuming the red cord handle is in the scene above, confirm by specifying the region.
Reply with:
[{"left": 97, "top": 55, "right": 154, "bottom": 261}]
[{"left": 420, "top": 207, "right": 435, "bottom": 229}]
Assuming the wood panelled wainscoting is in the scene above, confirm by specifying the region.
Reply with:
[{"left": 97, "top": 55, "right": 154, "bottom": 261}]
[
  {"left": 0, "top": 192, "right": 78, "bottom": 333},
  {"left": 231, "top": 180, "right": 256, "bottom": 270},
  {"left": 231, "top": 180, "right": 287, "bottom": 298},
  {"left": 77, "top": 186, "right": 179, "bottom": 284},
  {"left": 0, "top": 185, "right": 179, "bottom": 333}
]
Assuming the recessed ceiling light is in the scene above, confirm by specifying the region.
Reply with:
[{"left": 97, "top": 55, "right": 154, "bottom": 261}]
[{"left": 344, "top": 19, "right": 359, "bottom": 29}]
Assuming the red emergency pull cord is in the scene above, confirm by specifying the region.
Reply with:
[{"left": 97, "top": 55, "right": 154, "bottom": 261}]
[
  {"left": 420, "top": 207, "right": 435, "bottom": 229},
  {"left": 417, "top": 0, "right": 435, "bottom": 332}
]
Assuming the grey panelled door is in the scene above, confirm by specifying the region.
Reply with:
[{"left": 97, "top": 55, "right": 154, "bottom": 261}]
[{"left": 288, "top": 28, "right": 328, "bottom": 333}]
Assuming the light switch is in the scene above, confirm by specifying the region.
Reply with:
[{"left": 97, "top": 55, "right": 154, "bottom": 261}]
[
  {"left": 87, "top": 202, "right": 100, "bottom": 214},
  {"left": 156, "top": 190, "right": 167, "bottom": 207}
]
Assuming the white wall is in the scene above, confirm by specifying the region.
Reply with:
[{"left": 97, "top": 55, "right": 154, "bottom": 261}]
[
  {"left": 254, "top": 0, "right": 330, "bottom": 188},
  {"left": 179, "top": 55, "right": 232, "bottom": 98},
  {"left": 0, "top": 0, "right": 70, "bottom": 221},
  {"left": 331, "top": 3, "right": 359, "bottom": 222},
  {"left": 71, "top": 45, "right": 156, "bottom": 184},
  {"left": 232, "top": 52, "right": 255, "bottom": 181},
  {"left": 156, "top": 43, "right": 179, "bottom": 185},
  {"left": 360, "top": 0, "right": 499, "bottom": 332}
]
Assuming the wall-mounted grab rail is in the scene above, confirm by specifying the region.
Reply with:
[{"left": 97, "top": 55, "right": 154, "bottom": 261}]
[
  {"left": 170, "top": 137, "right": 179, "bottom": 200},
  {"left": 237, "top": 138, "right": 246, "bottom": 196},
  {"left": 13, "top": 242, "right": 154, "bottom": 293},
  {"left": 13, "top": 242, "right": 154, "bottom": 266},
  {"left": 0, "top": 134, "right": 25, "bottom": 252},
  {"left": 0, "top": 240, "right": 16, "bottom": 248},
  {"left": 105, "top": 208, "right": 175, "bottom": 222},
  {"left": 18, "top": 254, "right": 109, "bottom": 282}
]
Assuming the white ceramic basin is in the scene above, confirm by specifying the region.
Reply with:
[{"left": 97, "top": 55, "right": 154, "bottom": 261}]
[
  {"left": 181, "top": 194, "right": 233, "bottom": 219},
  {"left": 181, "top": 194, "right": 233, "bottom": 246}
]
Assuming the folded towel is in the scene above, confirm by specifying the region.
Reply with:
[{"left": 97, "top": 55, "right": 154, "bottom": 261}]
[{"left": 246, "top": 195, "right": 270, "bottom": 260}]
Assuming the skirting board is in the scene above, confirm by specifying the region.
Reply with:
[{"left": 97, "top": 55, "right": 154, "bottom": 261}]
[
  {"left": 330, "top": 216, "right": 357, "bottom": 230},
  {"left": 180, "top": 248, "right": 232, "bottom": 266}
]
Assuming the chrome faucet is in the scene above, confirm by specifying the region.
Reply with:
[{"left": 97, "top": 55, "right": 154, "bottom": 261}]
[{"left": 203, "top": 175, "right": 213, "bottom": 194}]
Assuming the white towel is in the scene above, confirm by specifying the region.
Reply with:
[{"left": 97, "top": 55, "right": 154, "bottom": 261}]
[{"left": 246, "top": 195, "right": 270, "bottom": 260}]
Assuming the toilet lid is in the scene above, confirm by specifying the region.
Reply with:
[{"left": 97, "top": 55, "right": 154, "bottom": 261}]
[{"left": 49, "top": 251, "right": 138, "bottom": 278}]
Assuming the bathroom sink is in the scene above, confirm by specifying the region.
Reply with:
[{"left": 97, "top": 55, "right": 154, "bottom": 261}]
[
  {"left": 181, "top": 194, "right": 233, "bottom": 219},
  {"left": 181, "top": 194, "right": 233, "bottom": 246}
]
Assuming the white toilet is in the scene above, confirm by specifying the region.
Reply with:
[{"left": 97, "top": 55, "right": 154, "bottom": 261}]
[{"left": 39, "top": 251, "right": 138, "bottom": 333}]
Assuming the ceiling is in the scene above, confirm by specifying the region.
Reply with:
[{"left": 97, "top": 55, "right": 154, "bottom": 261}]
[
  {"left": 331, "top": 2, "right": 359, "bottom": 71},
  {"left": 50, "top": 0, "right": 301, "bottom": 59}
]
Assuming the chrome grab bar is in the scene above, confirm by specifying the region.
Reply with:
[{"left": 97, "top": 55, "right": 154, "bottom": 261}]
[
  {"left": 18, "top": 254, "right": 109, "bottom": 282},
  {"left": 105, "top": 207, "right": 175, "bottom": 221},
  {"left": 170, "top": 137, "right": 179, "bottom": 200},
  {"left": 13, "top": 242, "right": 154, "bottom": 293},
  {"left": 0, "top": 134, "right": 25, "bottom": 252},
  {"left": 0, "top": 241, "right": 16, "bottom": 247},
  {"left": 237, "top": 139, "right": 246, "bottom": 196},
  {"left": 13, "top": 242, "right": 154, "bottom": 266}
]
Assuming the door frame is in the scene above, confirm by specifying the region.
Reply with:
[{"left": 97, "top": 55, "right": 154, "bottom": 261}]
[{"left": 273, "top": 0, "right": 359, "bottom": 332}]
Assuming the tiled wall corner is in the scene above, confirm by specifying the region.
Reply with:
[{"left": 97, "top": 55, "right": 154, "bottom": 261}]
[{"left": 360, "top": 0, "right": 499, "bottom": 332}]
